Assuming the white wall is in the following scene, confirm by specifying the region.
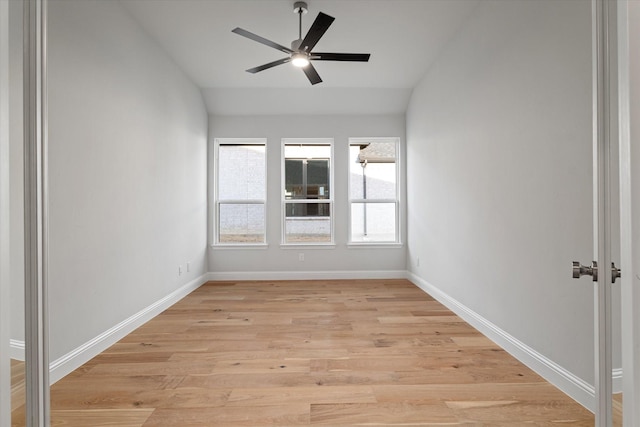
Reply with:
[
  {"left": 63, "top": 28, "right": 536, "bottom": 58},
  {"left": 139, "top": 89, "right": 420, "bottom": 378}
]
[
  {"left": 47, "top": 0, "right": 208, "bottom": 362},
  {"left": 0, "top": 0, "right": 12, "bottom": 423},
  {"left": 208, "top": 115, "right": 406, "bottom": 277},
  {"left": 406, "top": 0, "right": 597, "bottom": 404}
]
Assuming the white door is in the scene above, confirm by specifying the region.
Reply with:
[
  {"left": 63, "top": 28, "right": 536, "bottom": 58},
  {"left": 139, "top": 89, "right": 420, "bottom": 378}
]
[{"left": 587, "top": 1, "right": 640, "bottom": 426}]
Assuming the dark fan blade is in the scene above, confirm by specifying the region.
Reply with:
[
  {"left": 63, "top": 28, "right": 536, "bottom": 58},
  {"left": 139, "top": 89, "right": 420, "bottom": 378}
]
[
  {"left": 232, "top": 27, "right": 293, "bottom": 54},
  {"left": 299, "top": 12, "right": 335, "bottom": 53},
  {"left": 302, "top": 63, "right": 322, "bottom": 85},
  {"left": 311, "top": 52, "right": 371, "bottom": 62},
  {"left": 246, "top": 57, "right": 291, "bottom": 74}
]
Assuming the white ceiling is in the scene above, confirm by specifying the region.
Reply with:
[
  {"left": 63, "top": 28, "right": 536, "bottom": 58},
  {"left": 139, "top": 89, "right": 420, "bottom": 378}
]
[{"left": 120, "top": 0, "right": 479, "bottom": 115}]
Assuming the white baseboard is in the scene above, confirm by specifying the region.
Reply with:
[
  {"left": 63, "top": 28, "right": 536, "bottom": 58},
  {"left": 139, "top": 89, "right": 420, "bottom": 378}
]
[
  {"left": 49, "top": 274, "right": 207, "bottom": 384},
  {"left": 9, "top": 339, "right": 24, "bottom": 361},
  {"left": 613, "top": 368, "right": 623, "bottom": 394},
  {"left": 406, "top": 272, "right": 596, "bottom": 412},
  {"left": 206, "top": 270, "right": 406, "bottom": 282}
]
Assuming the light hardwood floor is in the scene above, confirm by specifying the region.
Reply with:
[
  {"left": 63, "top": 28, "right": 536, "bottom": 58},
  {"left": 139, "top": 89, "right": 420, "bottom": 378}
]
[
  {"left": 11, "top": 279, "right": 595, "bottom": 426},
  {"left": 11, "top": 359, "right": 26, "bottom": 414}
]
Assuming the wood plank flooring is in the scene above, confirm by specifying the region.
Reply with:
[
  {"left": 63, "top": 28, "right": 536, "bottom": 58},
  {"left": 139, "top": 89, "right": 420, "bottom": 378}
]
[
  {"left": 11, "top": 279, "right": 595, "bottom": 426},
  {"left": 10, "top": 359, "right": 26, "bottom": 412}
]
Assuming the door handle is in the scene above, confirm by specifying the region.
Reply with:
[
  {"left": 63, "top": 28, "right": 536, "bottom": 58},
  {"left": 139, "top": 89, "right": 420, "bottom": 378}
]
[
  {"left": 572, "top": 260, "right": 621, "bottom": 283},
  {"left": 611, "top": 262, "right": 621, "bottom": 283},
  {"left": 572, "top": 261, "right": 598, "bottom": 281}
]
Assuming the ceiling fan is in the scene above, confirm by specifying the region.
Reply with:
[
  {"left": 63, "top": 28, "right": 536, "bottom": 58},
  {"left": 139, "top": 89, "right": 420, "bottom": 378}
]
[{"left": 231, "top": 1, "right": 371, "bottom": 85}]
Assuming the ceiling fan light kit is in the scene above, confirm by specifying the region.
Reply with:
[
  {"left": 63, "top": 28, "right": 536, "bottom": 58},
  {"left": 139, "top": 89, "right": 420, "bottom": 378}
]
[
  {"left": 231, "top": 1, "right": 371, "bottom": 85},
  {"left": 291, "top": 52, "right": 310, "bottom": 68}
]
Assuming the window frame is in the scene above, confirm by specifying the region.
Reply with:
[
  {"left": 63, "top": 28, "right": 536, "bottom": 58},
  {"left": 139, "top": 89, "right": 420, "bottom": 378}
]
[
  {"left": 348, "top": 137, "right": 401, "bottom": 245},
  {"left": 281, "top": 138, "right": 335, "bottom": 246},
  {"left": 212, "top": 138, "right": 267, "bottom": 247}
]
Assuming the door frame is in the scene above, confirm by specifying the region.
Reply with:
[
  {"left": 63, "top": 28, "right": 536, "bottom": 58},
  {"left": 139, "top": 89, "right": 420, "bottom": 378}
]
[
  {"left": 595, "top": 0, "right": 640, "bottom": 425},
  {"left": 0, "top": 0, "right": 12, "bottom": 425},
  {"left": 23, "top": 0, "right": 50, "bottom": 425},
  {"left": 592, "top": 0, "right": 615, "bottom": 422},
  {"left": 617, "top": 1, "right": 639, "bottom": 425}
]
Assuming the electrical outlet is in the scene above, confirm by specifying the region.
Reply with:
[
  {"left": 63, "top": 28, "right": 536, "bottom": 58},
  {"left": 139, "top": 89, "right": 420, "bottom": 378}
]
[
  {"left": 178, "top": 265, "right": 182, "bottom": 276},
  {"left": 298, "top": 253, "right": 305, "bottom": 262},
  {"left": 186, "top": 262, "right": 190, "bottom": 272},
  {"left": 416, "top": 257, "right": 420, "bottom": 267}
]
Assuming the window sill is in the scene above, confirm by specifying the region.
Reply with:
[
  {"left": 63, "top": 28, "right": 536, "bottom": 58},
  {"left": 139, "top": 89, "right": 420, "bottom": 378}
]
[
  {"left": 210, "top": 243, "right": 269, "bottom": 250},
  {"left": 347, "top": 242, "right": 404, "bottom": 249},
  {"left": 279, "top": 243, "right": 336, "bottom": 250}
]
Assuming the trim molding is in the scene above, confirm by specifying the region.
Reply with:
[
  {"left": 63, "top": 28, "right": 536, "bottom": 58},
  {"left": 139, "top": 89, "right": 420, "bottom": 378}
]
[
  {"left": 10, "top": 339, "right": 25, "bottom": 361},
  {"left": 613, "top": 367, "right": 622, "bottom": 394},
  {"left": 406, "top": 272, "right": 596, "bottom": 412},
  {"left": 49, "top": 274, "right": 207, "bottom": 384},
  {"left": 206, "top": 270, "right": 406, "bottom": 282}
]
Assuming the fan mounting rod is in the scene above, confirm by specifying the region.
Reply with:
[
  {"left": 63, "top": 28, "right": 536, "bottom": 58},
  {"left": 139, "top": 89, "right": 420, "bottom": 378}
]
[{"left": 293, "top": 2, "right": 308, "bottom": 41}]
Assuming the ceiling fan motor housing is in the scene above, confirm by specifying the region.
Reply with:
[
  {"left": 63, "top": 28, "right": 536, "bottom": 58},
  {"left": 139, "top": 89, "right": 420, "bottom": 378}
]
[{"left": 291, "top": 38, "right": 303, "bottom": 51}]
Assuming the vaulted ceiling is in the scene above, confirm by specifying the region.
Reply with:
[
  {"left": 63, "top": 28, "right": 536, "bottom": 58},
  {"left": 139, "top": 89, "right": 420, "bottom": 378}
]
[{"left": 120, "top": 0, "right": 479, "bottom": 115}]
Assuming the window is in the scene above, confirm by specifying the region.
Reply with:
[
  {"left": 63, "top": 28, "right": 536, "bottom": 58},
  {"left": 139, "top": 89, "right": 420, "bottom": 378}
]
[
  {"left": 349, "top": 138, "right": 399, "bottom": 243},
  {"left": 282, "top": 139, "right": 333, "bottom": 244},
  {"left": 214, "top": 139, "right": 266, "bottom": 244}
]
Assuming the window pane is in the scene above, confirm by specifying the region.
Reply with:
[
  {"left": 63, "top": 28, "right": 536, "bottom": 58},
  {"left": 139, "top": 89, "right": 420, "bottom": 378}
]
[
  {"left": 285, "top": 145, "right": 331, "bottom": 200},
  {"left": 285, "top": 159, "right": 304, "bottom": 199},
  {"left": 219, "top": 203, "right": 265, "bottom": 243},
  {"left": 285, "top": 159, "right": 330, "bottom": 200},
  {"left": 219, "top": 145, "right": 265, "bottom": 200},
  {"left": 283, "top": 142, "right": 332, "bottom": 244},
  {"left": 350, "top": 142, "right": 396, "bottom": 200},
  {"left": 350, "top": 203, "right": 396, "bottom": 242},
  {"left": 285, "top": 201, "right": 331, "bottom": 217},
  {"left": 284, "top": 202, "right": 331, "bottom": 243},
  {"left": 284, "top": 144, "right": 331, "bottom": 159},
  {"left": 307, "top": 160, "right": 330, "bottom": 199}
]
